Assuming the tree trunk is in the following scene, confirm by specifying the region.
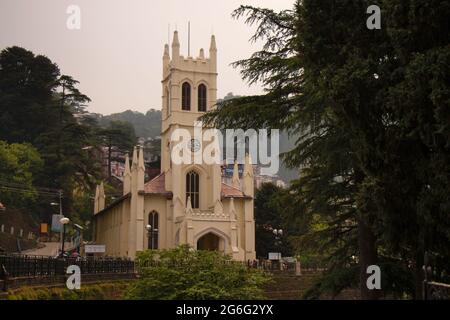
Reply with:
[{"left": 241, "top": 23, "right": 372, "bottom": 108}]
[{"left": 358, "top": 216, "right": 379, "bottom": 300}]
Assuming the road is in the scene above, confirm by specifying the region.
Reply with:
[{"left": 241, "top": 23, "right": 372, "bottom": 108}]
[{"left": 22, "top": 242, "right": 72, "bottom": 256}]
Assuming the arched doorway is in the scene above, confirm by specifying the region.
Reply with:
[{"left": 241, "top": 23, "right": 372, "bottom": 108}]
[{"left": 197, "top": 232, "right": 225, "bottom": 252}]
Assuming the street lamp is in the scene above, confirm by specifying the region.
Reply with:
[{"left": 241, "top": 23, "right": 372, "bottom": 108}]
[
  {"left": 60, "top": 217, "right": 70, "bottom": 257},
  {"left": 145, "top": 224, "right": 158, "bottom": 249},
  {"left": 273, "top": 229, "right": 283, "bottom": 237}
]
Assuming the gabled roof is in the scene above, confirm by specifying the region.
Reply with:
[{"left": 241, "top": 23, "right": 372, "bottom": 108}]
[
  {"left": 221, "top": 183, "right": 251, "bottom": 199},
  {"left": 96, "top": 173, "right": 252, "bottom": 217},
  {"left": 143, "top": 173, "right": 172, "bottom": 197}
]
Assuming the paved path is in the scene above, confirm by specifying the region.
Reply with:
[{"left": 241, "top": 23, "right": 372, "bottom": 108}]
[{"left": 22, "top": 242, "right": 72, "bottom": 256}]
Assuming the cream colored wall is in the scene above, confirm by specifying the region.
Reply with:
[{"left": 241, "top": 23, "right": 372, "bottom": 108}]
[
  {"left": 93, "top": 33, "right": 255, "bottom": 262},
  {"left": 95, "top": 199, "right": 130, "bottom": 257},
  {"left": 143, "top": 195, "right": 169, "bottom": 250}
]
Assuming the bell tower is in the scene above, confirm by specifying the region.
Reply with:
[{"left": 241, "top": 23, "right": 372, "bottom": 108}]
[{"left": 160, "top": 31, "right": 221, "bottom": 216}]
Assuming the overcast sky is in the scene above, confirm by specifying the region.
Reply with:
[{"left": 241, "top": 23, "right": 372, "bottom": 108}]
[{"left": 0, "top": 0, "right": 294, "bottom": 115}]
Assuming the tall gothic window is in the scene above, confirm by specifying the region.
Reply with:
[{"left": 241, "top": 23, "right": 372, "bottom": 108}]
[
  {"left": 165, "top": 88, "right": 170, "bottom": 117},
  {"left": 182, "top": 82, "right": 191, "bottom": 111},
  {"left": 186, "top": 170, "right": 199, "bottom": 209},
  {"left": 198, "top": 84, "right": 207, "bottom": 112},
  {"left": 148, "top": 211, "right": 159, "bottom": 249}
]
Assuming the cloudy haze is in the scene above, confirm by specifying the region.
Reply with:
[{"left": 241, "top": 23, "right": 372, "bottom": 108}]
[{"left": 0, "top": 0, "right": 294, "bottom": 115}]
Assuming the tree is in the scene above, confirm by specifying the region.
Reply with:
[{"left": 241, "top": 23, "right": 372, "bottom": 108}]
[
  {"left": 0, "top": 46, "right": 102, "bottom": 225},
  {"left": 0, "top": 46, "right": 60, "bottom": 143},
  {"left": 125, "top": 246, "right": 271, "bottom": 300},
  {"left": 203, "top": 1, "right": 450, "bottom": 299},
  {"left": 98, "top": 120, "right": 136, "bottom": 180},
  {"left": 0, "top": 141, "right": 43, "bottom": 207},
  {"left": 254, "top": 183, "right": 294, "bottom": 258}
]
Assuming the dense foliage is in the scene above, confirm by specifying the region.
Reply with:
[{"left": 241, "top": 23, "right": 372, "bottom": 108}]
[
  {"left": 254, "top": 183, "right": 295, "bottom": 258},
  {"left": 202, "top": 0, "right": 450, "bottom": 299},
  {"left": 0, "top": 46, "right": 137, "bottom": 236},
  {"left": 126, "top": 246, "right": 271, "bottom": 300}
]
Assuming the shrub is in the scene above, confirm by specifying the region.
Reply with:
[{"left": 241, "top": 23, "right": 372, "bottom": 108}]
[{"left": 126, "top": 245, "right": 271, "bottom": 300}]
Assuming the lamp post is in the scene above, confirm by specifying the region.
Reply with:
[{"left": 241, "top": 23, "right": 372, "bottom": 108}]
[
  {"left": 146, "top": 224, "right": 158, "bottom": 249},
  {"left": 60, "top": 217, "right": 70, "bottom": 257},
  {"left": 273, "top": 229, "right": 283, "bottom": 250},
  {"left": 273, "top": 229, "right": 283, "bottom": 269}
]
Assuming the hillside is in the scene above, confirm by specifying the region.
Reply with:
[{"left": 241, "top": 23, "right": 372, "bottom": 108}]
[
  {"left": 95, "top": 109, "right": 162, "bottom": 138},
  {"left": 0, "top": 208, "right": 39, "bottom": 253},
  {"left": 92, "top": 106, "right": 298, "bottom": 184}
]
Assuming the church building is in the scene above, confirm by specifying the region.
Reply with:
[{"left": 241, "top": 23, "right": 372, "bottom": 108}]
[{"left": 92, "top": 32, "right": 256, "bottom": 261}]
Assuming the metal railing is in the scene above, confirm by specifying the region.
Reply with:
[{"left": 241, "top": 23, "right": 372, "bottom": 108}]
[
  {"left": 423, "top": 252, "right": 450, "bottom": 300},
  {"left": 0, "top": 254, "right": 135, "bottom": 278}
]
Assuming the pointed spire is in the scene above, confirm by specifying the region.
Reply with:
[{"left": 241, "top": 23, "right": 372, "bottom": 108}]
[
  {"left": 164, "top": 44, "right": 170, "bottom": 58},
  {"left": 244, "top": 153, "right": 253, "bottom": 177},
  {"left": 209, "top": 35, "right": 217, "bottom": 71},
  {"left": 172, "top": 31, "right": 180, "bottom": 59},
  {"left": 243, "top": 153, "right": 254, "bottom": 197},
  {"left": 232, "top": 160, "right": 240, "bottom": 189},
  {"left": 123, "top": 154, "right": 131, "bottom": 195},
  {"left": 124, "top": 154, "right": 131, "bottom": 176},
  {"left": 199, "top": 48, "right": 205, "bottom": 59},
  {"left": 209, "top": 35, "right": 217, "bottom": 52},
  {"left": 132, "top": 146, "right": 138, "bottom": 170},
  {"left": 138, "top": 146, "right": 145, "bottom": 171}
]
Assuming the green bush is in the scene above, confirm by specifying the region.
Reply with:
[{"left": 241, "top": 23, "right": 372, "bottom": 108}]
[
  {"left": 126, "top": 245, "right": 271, "bottom": 300},
  {"left": 6, "top": 282, "right": 130, "bottom": 300}
]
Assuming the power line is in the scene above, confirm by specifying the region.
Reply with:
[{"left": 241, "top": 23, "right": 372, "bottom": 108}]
[
  {"left": 0, "top": 185, "right": 61, "bottom": 197},
  {"left": 0, "top": 180, "right": 62, "bottom": 193}
]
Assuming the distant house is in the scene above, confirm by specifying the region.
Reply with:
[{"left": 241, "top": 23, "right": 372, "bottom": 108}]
[{"left": 0, "top": 202, "right": 5, "bottom": 211}]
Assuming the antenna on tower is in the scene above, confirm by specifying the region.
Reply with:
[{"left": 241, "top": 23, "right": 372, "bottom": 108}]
[
  {"left": 188, "top": 21, "right": 191, "bottom": 57},
  {"left": 168, "top": 24, "right": 170, "bottom": 44}
]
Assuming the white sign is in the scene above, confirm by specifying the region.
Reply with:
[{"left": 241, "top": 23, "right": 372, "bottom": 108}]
[
  {"left": 85, "top": 245, "right": 106, "bottom": 253},
  {"left": 268, "top": 252, "right": 281, "bottom": 260}
]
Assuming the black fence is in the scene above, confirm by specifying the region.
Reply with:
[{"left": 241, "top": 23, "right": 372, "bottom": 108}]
[
  {"left": 0, "top": 254, "right": 135, "bottom": 278},
  {"left": 423, "top": 252, "right": 450, "bottom": 300}
]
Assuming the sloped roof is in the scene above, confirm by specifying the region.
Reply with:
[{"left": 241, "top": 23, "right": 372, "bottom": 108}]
[
  {"left": 221, "top": 183, "right": 250, "bottom": 199},
  {"left": 145, "top": 174, "right": 251, "bottom": 199},
  {"left": 144, "top": 173, "right": 172, "bottom": 197}
]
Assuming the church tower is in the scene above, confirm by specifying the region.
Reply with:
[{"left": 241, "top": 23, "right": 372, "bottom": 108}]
[
  {"left": 93, "top": 31, "right": 256, "bottom": 261},
  {"left": 160, "top": 31, "right": 221, "bottom": 215}
]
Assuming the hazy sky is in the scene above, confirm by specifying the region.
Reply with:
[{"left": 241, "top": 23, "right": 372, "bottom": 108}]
[{"left": 0, "top": 0, "right": 294, "bottom": 115}]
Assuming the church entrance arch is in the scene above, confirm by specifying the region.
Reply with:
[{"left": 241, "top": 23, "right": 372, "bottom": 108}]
[{"left": 195, "top": 229, "right": 228, "bottom": 252}]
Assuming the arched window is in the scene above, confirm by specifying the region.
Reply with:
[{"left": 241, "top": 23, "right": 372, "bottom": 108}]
[
  {"left": 198, "top": 84, "right": 207, "bottom": 112},
  {"left": 182, "top": 82, "right": 191, "bottom": 111},
  {"left": 165, "top": 88, "right": 170, "bottom": 117},
  {"left": 148, "top": 211, "right": 159, "bottom": 249},
  {"left": 186, "top": 170, "right": 199, "bottom": 209}
]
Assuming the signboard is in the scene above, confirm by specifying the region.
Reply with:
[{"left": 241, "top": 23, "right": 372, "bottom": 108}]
[
  {"left": 51, "top": 214, "right": 64, "bottom": 233},
  {"left": 85, "top": 245, "right": 106, "bottom": 253},
  {"left": 268, "top": 252, "right": 281, "bottom": 261},
  {"left": 40, "top": 223, "right": 48, "bottom": 234}
]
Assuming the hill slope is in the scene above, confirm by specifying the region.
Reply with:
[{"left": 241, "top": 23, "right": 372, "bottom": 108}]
[{"left": 95, "top": 109, "right": 162, "bottom": 138}]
